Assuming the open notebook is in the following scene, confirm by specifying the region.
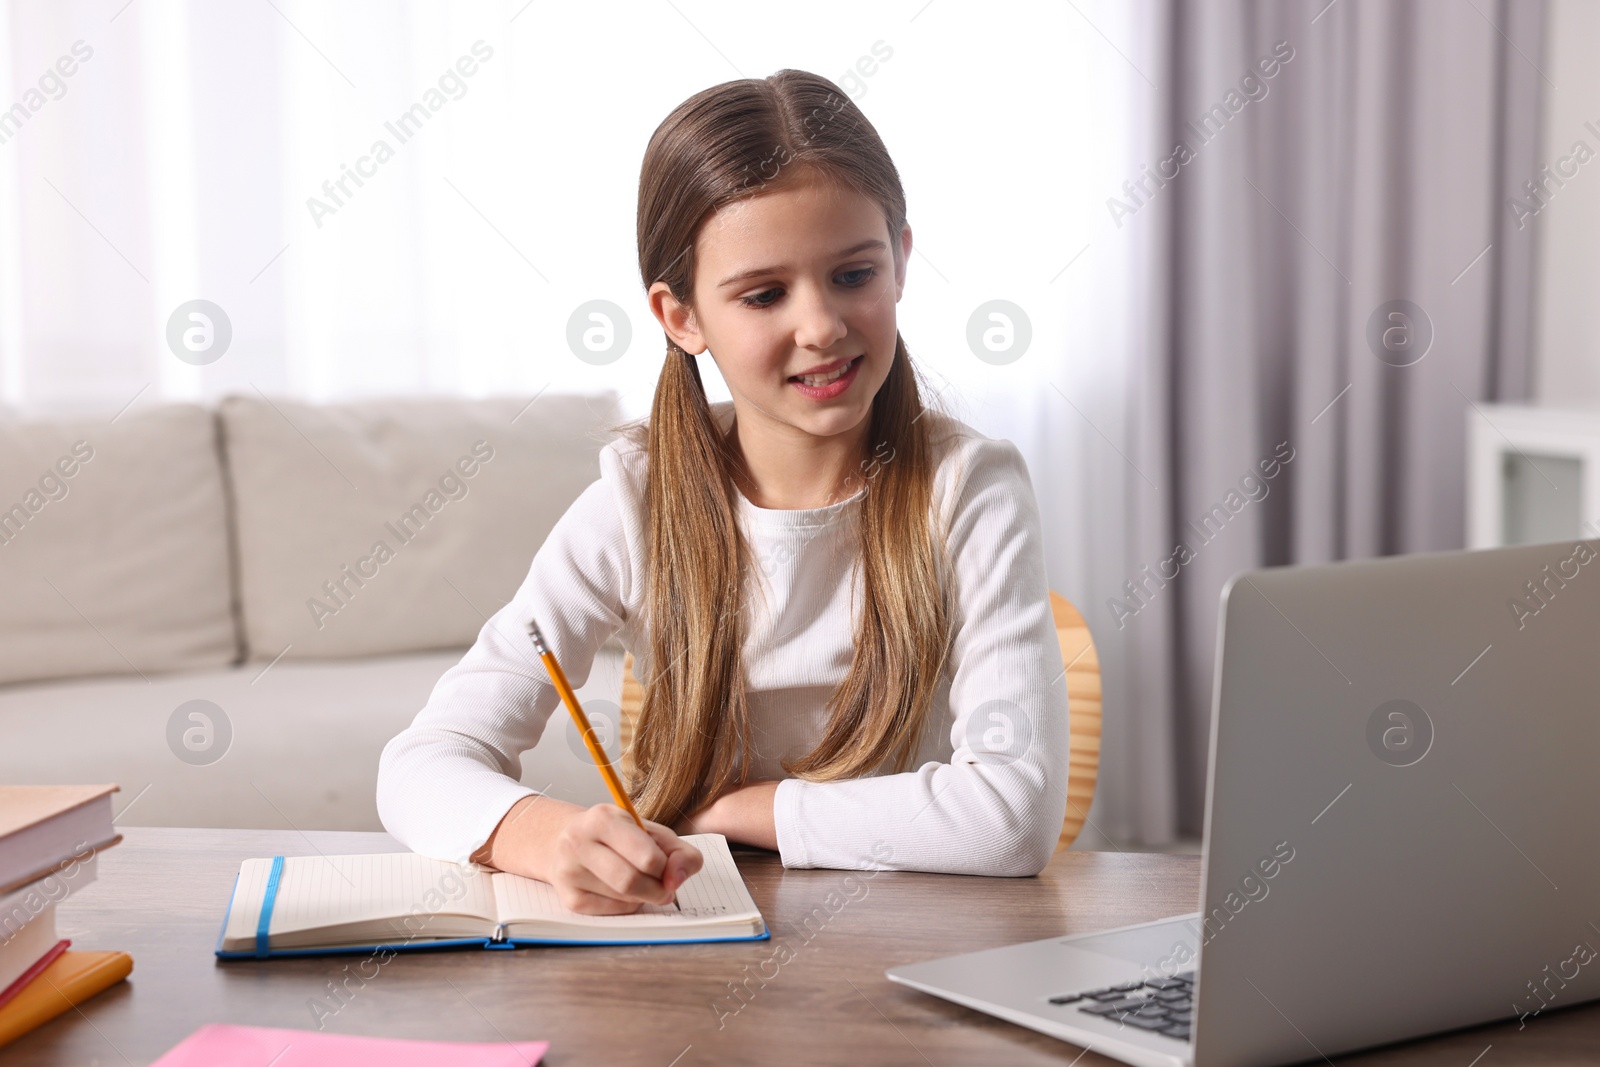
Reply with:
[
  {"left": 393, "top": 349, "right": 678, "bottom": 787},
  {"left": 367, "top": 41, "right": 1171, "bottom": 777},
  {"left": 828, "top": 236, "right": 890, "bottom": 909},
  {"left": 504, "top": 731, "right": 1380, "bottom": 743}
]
[{"left": 216, "top": 833, "right": 767, "bottom": 958}]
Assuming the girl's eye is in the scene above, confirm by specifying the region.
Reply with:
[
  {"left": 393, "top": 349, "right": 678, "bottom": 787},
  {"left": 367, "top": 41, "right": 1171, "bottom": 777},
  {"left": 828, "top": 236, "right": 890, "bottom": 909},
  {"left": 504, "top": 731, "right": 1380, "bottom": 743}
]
[{"left": 738, "top": 266, "right": 878, "bottom": 310}]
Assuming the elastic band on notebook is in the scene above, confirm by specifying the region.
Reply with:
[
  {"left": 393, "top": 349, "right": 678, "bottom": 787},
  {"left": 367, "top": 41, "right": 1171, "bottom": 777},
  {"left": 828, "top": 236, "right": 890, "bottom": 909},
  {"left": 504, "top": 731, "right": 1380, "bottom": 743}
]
[{"left": 256, "top": 856, "right": 285, "bottom": 959}]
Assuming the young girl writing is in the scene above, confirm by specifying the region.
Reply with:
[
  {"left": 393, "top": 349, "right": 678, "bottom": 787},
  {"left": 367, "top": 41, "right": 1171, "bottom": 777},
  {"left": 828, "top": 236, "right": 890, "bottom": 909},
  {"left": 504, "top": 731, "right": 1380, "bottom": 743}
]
[{"left": 377, "top": 69, "right": 1069, "bottom": 915}]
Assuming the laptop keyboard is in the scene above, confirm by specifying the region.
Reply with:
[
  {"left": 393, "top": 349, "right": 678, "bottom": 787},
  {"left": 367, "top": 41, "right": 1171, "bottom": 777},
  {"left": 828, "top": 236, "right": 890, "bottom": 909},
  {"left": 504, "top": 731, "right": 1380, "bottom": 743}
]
[{"left": 1048, "top": 971, "right": 1194, "bottom": 1040}]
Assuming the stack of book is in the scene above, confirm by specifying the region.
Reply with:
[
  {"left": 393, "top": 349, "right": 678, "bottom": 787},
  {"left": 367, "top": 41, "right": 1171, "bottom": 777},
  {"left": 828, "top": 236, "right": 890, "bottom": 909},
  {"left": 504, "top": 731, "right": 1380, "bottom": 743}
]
[{"left": 0, "top": 784, "right": 133, "bottom": 1049}]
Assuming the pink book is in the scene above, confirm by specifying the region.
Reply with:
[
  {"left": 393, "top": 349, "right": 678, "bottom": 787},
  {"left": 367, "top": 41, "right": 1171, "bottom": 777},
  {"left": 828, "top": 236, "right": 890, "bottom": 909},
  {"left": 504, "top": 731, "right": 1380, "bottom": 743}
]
[
  {"left": 152, "top": 1024, "right": 549, "bottom": 1065},
  {"left": 0, "top": 940, "right": 70, "bottom": 1010}
]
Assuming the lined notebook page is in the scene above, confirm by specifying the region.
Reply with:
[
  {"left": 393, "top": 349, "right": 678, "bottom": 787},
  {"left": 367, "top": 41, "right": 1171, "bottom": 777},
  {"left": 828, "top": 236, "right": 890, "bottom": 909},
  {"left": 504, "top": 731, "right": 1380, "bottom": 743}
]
[
  {"left": 225, "top": 853, "right": 497, "bottom": 944},
  {"left": 491, "top": 833, "right": 760, "bottom": 927}
]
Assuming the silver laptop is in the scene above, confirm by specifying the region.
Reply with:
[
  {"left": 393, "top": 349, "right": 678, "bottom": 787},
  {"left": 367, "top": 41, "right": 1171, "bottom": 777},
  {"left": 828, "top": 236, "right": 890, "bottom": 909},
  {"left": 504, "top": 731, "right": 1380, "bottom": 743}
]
[{"left": 888, "top": 539, "right": 1600, "bottom": 1067}]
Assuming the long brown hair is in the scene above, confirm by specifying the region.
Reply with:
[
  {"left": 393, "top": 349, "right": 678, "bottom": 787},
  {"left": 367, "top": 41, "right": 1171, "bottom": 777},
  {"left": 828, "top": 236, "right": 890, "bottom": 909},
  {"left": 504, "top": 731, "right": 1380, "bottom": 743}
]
[{"left": 622, "top": 69, "right": 956, "bottom": 825}]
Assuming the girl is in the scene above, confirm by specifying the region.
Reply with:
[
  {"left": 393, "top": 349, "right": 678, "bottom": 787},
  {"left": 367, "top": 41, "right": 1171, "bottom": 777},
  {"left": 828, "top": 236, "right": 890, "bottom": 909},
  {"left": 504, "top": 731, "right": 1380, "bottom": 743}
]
[{"left": 377, "top": 69, "right": 1069, "bottom": 915}]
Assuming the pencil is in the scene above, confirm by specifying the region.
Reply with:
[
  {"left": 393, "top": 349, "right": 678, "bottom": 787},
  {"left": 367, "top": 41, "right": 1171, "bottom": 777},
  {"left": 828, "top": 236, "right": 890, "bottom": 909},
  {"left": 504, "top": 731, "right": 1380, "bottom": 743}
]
[
  {"left": 526, "top": 618, "right": 680, "bottom": 909},
  {"left": 527, "top": 618, "right": 641, "bottom": 823}
]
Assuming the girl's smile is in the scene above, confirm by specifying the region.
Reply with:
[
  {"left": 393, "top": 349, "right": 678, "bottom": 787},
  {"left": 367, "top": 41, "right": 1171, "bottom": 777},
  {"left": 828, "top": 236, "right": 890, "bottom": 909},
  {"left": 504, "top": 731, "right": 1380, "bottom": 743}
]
[{"left": 788, "top": 353, "right": 864, "bottom": 399}]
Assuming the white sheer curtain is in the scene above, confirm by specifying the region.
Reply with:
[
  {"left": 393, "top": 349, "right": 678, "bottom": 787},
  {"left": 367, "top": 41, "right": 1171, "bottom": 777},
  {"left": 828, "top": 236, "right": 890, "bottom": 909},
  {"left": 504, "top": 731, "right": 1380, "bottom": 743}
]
[{"left": 0, "top": 1, "right": 1169, "bottom": 841}]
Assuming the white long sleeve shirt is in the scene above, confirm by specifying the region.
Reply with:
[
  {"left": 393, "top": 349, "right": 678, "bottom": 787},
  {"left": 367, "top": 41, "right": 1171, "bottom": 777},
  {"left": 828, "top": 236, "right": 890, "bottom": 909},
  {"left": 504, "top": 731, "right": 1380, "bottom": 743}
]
[{"left": 376, "top": 400, "right": 1070, "bottom": 877}]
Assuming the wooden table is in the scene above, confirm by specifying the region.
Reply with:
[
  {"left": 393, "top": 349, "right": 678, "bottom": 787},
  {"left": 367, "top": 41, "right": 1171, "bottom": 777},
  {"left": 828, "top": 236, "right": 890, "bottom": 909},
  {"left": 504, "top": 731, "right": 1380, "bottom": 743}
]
[{"left": 9, "top": 828, "right": 1600, "bottom": 1065}]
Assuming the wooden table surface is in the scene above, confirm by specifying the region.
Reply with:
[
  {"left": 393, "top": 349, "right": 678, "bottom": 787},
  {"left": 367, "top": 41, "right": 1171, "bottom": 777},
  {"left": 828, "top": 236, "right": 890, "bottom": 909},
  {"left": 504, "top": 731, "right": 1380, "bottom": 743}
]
[{"left": 9, "top": 827, "right": 1600, "bottom": 1065}]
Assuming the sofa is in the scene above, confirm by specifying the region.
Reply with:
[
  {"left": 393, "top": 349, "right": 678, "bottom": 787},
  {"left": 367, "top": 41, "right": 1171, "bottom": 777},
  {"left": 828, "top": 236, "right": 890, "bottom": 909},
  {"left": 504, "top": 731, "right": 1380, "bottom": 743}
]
[{"left": 0, "top": 392, "right": 632, "bottom": 830}]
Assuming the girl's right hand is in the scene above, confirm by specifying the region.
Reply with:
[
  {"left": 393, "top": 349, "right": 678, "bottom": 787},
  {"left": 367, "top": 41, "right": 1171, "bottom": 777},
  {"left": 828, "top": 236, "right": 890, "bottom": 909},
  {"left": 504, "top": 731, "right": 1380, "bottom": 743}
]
[
  {"left": 547, "top": 803, "right": 705, "bottom": 914},
  {"left": 475, "top": 794, "right": 705, "bottom": 915}
]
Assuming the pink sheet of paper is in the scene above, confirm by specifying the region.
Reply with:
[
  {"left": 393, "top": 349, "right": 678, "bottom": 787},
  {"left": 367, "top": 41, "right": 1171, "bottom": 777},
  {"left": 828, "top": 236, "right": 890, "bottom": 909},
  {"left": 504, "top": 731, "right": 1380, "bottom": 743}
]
[{"left": 151, "top": 1023, "right": 549, "bottom": 1066}]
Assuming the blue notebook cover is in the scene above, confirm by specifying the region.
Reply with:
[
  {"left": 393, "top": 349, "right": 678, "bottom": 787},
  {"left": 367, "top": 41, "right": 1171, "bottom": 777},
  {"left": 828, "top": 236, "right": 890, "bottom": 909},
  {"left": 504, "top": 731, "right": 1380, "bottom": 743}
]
[{"left": 215, "top": 850, "right": 770, "bottom": 960}]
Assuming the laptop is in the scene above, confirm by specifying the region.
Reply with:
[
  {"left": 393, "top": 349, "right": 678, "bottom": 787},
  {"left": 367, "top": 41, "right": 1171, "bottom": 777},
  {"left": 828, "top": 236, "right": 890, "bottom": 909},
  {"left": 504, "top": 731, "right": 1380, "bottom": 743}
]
[{"left": 887, "top": 539, "right": 1600, "bottom": 1067}]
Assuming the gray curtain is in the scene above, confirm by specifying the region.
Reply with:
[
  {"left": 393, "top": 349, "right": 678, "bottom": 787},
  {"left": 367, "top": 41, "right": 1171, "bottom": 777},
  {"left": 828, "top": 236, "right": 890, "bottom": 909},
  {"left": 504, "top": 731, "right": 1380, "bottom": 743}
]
[{"left": 1103, "top": 0, "right": 1546, "bottom": 841}]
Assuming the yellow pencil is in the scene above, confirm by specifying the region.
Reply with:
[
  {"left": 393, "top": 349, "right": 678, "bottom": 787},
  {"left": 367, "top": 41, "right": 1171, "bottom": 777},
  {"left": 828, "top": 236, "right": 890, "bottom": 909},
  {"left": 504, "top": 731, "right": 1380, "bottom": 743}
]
[
  {"left": 526, "top": 618, "right": 679, "bottom": 909},
  {"left": 526, "top": 618, "right": 642, "bottom": 827}
]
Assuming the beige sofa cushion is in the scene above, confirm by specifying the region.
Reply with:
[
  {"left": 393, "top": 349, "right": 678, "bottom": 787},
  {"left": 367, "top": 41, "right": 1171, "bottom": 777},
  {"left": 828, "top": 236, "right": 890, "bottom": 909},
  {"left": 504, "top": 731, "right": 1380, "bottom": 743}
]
[
  {"left": 221, "top": 392, "right": 622, "bottom": 660},
  {"left": 0, "top": 404, "right": 239, "bottom": 686},
  {"left": 0, "top": 643, "right": 626, "bottom": 831}
]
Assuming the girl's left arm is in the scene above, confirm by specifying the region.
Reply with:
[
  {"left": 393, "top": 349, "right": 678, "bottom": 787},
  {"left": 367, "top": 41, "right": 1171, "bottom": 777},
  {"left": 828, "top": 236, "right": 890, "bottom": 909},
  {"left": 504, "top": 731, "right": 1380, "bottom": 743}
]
[
  {"left": 677, "top": 780, "right": 780, "bottom": 850},
  {"left": 754, "top": 436, "right": 1071, "bottom": 876}
]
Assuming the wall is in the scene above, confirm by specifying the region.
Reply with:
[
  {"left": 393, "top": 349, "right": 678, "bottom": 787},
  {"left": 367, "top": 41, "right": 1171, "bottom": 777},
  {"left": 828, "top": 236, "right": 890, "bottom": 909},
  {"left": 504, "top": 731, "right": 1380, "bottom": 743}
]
[{"left": 1532, "top": 0, "right": 1600, "bottom": 406}]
